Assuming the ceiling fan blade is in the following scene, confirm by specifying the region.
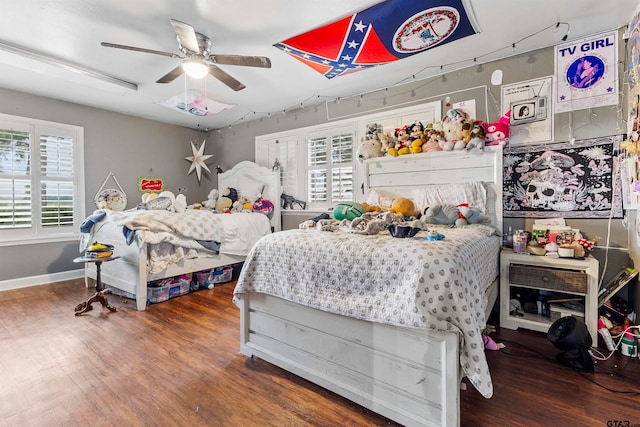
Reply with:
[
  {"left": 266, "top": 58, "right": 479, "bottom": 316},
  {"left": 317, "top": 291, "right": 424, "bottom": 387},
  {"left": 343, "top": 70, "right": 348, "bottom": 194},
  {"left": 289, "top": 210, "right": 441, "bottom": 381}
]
[
  {"left": 170, "top": 19, "right": 200, "bottom": 53},
  {"left": 156, "top": 65, "right": 184, "bottom": 83},
  {"left": 101, "top": 42, "right": 180, "bottom": 59},
  {"left": 209, "top": 54, "right": 271, "bottom": 68},
  {"left": 208, "top": 65, "right": 246, "bottom": 91}
]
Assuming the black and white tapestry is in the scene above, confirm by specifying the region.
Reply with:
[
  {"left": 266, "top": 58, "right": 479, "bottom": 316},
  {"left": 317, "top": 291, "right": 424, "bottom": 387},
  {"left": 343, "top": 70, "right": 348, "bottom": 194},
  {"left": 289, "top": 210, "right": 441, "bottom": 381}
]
[{"left": 503, "top": 135, "right": 623, "bottom": 218}]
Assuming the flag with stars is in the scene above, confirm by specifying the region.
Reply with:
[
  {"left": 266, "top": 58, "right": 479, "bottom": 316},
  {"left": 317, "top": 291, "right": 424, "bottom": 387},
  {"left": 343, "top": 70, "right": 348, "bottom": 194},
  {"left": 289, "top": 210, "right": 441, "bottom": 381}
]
[{"left": 274, "top": 0, "right": 478, "bottom": 79}]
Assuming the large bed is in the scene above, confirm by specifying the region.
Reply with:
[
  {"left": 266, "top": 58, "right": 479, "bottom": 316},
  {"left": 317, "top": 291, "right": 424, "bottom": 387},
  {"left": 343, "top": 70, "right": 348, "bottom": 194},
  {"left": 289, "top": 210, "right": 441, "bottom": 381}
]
[
  {"left": 233, "top": 147, "right": 503, "bottom": 427},
  {"left": 84, "top": 161, "right": 281, "bottom": 311}
]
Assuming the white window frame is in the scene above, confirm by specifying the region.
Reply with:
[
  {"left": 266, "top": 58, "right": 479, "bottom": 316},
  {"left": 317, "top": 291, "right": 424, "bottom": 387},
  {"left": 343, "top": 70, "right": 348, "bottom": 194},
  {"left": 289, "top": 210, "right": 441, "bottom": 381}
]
[
  {"left": 0, "top": 113, "right": 85, "bottom": 246},
  {"left": 255, "top": 101, "right": 441, "bottom": 212},
  {"left": 305, "top": 125, "right": 356, "bottom": 211}
]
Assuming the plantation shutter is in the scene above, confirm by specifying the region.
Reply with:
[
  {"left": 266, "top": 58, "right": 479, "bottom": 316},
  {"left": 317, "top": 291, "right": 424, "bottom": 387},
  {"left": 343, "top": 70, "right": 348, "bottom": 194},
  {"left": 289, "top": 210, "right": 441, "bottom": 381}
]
[
  {"left": 307, "top": 129, "right": 354, "bottom": 208},
  {"left": 0, "top": 114, "right": 83, "bottom": 243},
  {"left": 0, "top": 127, "right": 32, "bottom": 229},
  {"left": 39, "top": 134, "right": 75, "bottom": 227}
]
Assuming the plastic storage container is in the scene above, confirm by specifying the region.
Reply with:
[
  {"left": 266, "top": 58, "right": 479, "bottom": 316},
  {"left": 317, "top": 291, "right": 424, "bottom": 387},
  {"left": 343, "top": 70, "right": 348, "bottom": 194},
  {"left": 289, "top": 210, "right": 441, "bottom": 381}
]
[
  {"left": 147, "top": 276, "right": 191, "bottom": 304},
  {"left": 210, "top": 266, "right": 233, "bottom": 285},
  {"left": 195, "top": 269, "right": 213, "bottom": 289}
]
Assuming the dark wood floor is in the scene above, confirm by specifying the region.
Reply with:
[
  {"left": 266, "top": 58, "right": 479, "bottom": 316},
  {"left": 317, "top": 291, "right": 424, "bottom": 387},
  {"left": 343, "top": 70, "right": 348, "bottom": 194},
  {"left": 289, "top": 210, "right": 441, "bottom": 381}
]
[{"left": 1, "top": 279, "right": 639, "bottom": 426}]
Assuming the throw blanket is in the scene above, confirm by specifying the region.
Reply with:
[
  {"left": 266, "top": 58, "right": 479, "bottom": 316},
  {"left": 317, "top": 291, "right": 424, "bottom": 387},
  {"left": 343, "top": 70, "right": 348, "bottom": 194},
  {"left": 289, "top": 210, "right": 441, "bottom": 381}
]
[
  {"left": 235, "top": 226, "right": 501, "bottom": 398},
  {"left": 87, "top": 209, "right": 271, "bottom": 273}
]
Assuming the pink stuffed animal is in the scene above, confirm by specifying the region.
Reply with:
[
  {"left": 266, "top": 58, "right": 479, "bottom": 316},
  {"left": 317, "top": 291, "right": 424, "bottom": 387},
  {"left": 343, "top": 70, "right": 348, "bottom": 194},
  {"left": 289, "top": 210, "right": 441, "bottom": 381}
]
[{"left": 483, "top": 110, "right": 510, "bottom": 146}]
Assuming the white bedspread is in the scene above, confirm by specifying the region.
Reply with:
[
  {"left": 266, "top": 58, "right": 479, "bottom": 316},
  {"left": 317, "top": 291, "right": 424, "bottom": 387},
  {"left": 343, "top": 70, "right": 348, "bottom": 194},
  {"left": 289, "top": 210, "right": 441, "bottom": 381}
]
[
  {"left": 234, "top": 226, "right": 500, "bottom": 398},
  {"left": 90, "top": 209, "right": 271, "bottom": 273}
]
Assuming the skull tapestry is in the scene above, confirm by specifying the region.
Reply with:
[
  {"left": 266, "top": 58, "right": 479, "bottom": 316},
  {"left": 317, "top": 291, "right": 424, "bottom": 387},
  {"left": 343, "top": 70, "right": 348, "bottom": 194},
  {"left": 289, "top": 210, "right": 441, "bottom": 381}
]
[{"left": 503, "top": 135, "right": 623, "bottom": 218}]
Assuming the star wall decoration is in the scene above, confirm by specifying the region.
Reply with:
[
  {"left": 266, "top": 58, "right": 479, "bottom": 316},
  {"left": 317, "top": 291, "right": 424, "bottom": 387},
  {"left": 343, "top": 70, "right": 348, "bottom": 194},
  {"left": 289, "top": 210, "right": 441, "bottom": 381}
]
[{"left": 185, "top": 139, "right": 213, "bottom": 182}]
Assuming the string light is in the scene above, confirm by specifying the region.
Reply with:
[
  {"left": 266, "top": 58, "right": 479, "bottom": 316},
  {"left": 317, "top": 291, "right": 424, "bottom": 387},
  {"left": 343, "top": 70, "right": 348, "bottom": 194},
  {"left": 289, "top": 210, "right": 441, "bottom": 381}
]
[{"left": 221, "top": 21, "right": 572, "bottom": 130}]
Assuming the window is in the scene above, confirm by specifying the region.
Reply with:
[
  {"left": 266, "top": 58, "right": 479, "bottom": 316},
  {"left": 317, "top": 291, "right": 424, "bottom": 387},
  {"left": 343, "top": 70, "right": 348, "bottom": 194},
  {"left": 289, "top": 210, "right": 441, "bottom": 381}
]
[
  {"left": 306, "top": 130, "right": 354, "bottom": 209},
  {"left": 255, "top": 126, "right": 355, "bottom": 211},
  {"left": 255, "top": 101, "right": 441, "bottom": 213},
  {"left": 0, "top": 114, "right": 84, "bottom": 245}
]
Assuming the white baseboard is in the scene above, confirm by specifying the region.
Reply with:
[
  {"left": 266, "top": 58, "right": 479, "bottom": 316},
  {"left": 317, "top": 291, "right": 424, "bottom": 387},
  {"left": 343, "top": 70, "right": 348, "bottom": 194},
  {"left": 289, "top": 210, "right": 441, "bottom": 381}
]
[{"left": 0, "top": 269, "right": 84, "bottom": 292}]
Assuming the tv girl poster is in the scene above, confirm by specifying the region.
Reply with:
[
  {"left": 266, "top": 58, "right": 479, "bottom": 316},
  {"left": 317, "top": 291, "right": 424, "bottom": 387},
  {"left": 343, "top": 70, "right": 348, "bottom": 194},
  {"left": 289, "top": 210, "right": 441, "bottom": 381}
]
[{"left": 554, "top": 30, "right": 618, "bottom": 113}]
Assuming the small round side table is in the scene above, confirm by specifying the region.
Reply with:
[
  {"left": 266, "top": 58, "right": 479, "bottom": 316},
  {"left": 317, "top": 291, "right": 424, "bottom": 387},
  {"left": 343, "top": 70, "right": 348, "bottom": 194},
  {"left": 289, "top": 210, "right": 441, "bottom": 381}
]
[{"left": 73, "top": 256, "right": 120, "bottom": 315}]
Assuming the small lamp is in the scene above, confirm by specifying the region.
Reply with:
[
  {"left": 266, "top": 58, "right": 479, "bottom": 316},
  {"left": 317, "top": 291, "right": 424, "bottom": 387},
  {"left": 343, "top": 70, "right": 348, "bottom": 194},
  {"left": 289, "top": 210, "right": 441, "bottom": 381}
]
[{"left": 182, "top": 58, "right": 208, "bottom": 79}]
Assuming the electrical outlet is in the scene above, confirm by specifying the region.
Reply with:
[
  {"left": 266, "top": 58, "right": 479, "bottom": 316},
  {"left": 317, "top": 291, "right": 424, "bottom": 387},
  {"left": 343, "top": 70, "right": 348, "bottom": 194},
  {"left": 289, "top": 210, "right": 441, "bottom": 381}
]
[{"left": 178, "top": 186, "right": 188, "bottom": 193}]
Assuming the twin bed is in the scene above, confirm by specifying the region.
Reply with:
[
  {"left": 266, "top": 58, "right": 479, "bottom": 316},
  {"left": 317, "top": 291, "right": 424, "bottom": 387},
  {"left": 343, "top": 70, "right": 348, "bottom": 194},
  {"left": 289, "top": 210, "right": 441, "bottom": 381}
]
[
  {"left": 83, "top": 161, "right": 281, "bottom": 311},
  {"left": 233, "top": 147, "right": 503, "bottom": 427}
]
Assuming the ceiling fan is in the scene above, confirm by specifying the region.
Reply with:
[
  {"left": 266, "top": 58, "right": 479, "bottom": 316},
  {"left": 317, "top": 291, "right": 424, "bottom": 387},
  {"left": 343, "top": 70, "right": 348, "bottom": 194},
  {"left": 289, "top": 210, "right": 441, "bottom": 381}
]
[{"left": 101, "top": 19, "right": 271, "bottom": 91}]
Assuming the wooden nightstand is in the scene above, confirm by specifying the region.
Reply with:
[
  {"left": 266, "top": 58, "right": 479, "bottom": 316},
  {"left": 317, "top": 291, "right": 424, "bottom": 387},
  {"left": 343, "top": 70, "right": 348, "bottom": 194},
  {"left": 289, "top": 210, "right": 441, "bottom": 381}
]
[{"left": 500, "top": 249, "right": 599, "bottom": 343}]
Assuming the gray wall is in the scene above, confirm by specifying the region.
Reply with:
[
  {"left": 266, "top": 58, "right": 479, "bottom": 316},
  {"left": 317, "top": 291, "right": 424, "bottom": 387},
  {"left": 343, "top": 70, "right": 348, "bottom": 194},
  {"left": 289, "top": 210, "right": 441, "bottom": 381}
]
[
  {"left": 0, "top": 87, "right": 212, "bottom": 281},
  {"left": 211, "top": 36, "right": 632, "bottom": 289},
  {"left": 1, "top": 32, "right": 633, "bottom": 299}
]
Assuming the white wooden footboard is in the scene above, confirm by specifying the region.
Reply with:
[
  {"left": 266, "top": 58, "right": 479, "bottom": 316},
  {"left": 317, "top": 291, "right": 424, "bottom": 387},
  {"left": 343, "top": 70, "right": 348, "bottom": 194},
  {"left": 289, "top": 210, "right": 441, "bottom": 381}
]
[{"left": 237, "top": 292, "right": 460, "bottom": 427}]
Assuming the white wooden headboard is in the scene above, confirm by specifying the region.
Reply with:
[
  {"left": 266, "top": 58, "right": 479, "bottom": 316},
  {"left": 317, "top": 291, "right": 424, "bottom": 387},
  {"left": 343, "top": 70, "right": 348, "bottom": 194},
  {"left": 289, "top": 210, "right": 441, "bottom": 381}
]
[
  {"left": 363, "top": 146, "right": 503, "bottom": 232},
  {"left": 218, "top": 161, "right": 281, "bottom": 231}
]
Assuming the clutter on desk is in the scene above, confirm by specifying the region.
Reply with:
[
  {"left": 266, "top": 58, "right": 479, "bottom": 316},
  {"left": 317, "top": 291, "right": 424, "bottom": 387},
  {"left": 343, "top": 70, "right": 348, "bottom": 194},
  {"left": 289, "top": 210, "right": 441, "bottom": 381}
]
[{"left": 507, "top": 218, "right": 598, "bottom": 258}]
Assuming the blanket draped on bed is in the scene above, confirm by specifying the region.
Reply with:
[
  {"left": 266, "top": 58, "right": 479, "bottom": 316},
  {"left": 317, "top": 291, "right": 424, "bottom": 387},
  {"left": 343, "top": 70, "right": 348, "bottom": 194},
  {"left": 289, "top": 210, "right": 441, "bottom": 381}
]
[
  {"left": 87, "top": 210, "right": 271, "bottom": 274},
  {"left": 234, "top": 226, "right": 501, "bottom": 398}
]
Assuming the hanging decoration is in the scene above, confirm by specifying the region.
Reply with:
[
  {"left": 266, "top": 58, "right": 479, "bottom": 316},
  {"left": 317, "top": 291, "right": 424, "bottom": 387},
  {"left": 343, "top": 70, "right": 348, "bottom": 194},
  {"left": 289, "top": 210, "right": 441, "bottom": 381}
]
[
  {"left": 503, "top": 135, "right": 623, "bottom": 218},
  {"left": 627, "top": 10, "right": 640, "bottom": 90},
  {"left": 554, "top": 30, "right": 618, "bottom": 113},
  {"left": 137, "top": 176, "right": 165, "bottom": 193},
  {"left": 94, "top": 172, "right": 127, "bottom": 211},
  {"left": 157, "top": 89, "right": 234, "bottom": 116},
  {"left": 274, "top": 0, "right": 477, "bottom": 79},
  {"left": 185, "top": 139, "right": 213, "bottom": 182}
]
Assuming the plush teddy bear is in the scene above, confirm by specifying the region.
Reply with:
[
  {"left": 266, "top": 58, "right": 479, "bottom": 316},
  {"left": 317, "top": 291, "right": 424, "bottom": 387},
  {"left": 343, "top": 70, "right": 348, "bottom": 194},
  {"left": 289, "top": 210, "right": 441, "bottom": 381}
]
[
  {"left": 216, "top": 187, "right": 238, "bottom": 212},
  {"left": 202, "top": 188, "right": 219, "bottom": 209},
  {"left": 356, "top": 134, "right": 384, "bottom": 162}
]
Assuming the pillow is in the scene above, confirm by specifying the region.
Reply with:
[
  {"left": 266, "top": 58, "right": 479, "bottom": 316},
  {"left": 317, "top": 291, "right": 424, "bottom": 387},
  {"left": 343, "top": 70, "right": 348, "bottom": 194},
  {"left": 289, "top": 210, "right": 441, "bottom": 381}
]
[
  {"left": 239, "top": 180, "right": 266, "bottom": 202},
  {"left": 412, "top": 182, "right": 487, "bottom": 214},
  {"left": 366, "top": 188, "right": 406, "bottom": 210}
]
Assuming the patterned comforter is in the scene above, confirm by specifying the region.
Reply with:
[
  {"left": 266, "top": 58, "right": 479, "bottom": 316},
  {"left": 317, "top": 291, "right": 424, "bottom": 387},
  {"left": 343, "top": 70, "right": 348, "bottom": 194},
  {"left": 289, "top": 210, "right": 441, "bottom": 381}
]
[{"left": 234, "top": 225, "right": 501, "bottom": 398}]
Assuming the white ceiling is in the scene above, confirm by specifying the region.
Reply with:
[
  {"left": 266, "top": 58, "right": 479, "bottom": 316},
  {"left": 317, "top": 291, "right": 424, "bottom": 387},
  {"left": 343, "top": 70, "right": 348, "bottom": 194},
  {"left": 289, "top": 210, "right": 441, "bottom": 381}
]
[{"left": 0, "top": 1, "right": 637, "bottom": 130}]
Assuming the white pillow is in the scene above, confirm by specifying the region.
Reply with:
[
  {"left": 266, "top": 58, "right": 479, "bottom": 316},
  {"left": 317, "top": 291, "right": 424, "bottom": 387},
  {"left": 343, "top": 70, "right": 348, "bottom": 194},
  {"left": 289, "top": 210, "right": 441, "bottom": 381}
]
[
  {"left": 412, "top": 182, "right": 487, "bottom": 214},
  {"left": 239, "top": 180, "right": 266, "bottom": 202},
  {"left": 366, "top": 188, "right": 403, "bottom": 209}
]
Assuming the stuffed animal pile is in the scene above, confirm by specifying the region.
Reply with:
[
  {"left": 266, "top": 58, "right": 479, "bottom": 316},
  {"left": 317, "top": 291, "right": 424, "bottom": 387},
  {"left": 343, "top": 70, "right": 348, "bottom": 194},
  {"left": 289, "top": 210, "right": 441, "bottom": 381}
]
[
  {"left": 139, "top": 190, "right": 187, "bottom": 213},
  {"left": 355, "top": 108, "right": 509, "bottom": 160},
  {"left": 196, "top": 186, "right": 275, "bottom": 217}
]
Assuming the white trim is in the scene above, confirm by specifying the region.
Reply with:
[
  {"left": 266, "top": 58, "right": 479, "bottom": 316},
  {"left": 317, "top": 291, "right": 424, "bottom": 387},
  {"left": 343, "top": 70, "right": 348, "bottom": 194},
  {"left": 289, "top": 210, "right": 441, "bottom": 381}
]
[{"left": 0, "top": 269, "right": 84, "bottom": 292}]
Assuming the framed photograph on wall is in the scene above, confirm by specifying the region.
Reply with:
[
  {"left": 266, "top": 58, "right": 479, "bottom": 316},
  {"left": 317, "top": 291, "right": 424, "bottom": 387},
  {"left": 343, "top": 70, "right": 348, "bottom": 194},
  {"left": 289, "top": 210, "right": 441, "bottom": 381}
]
[{"left": 501, "top": 76, "right": 554, "bottom": 146}]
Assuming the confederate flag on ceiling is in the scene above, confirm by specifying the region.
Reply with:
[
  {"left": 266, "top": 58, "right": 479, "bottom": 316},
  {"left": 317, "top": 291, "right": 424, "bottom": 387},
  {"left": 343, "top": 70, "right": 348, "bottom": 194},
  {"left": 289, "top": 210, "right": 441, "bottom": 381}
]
[{"left": 274, "top": 0, "right": 478, "bottom": 79}]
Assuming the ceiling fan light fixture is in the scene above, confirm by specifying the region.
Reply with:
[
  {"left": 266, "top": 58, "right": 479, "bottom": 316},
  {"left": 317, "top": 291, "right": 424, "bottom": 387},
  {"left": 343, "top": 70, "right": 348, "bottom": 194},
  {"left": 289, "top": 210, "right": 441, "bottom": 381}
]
[{"left": 183, "top": 58, "right": 208, "bottom": 79}]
